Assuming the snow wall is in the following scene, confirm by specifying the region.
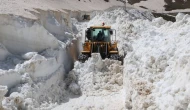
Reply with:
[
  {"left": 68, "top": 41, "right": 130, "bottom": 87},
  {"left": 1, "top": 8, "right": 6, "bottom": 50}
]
[
  {"left": 74, "top": 7, "right": 190, "bottom": 110},
  {"left": 0, "top": 9, "right": 80, "bottom": 109},
  {"left": 87, "top": 8, "right": 190, "bottom": 110},
  {"left": 52, "top": 7, "right": 155, "bottom": 110},
  {"left": 2, "top": 6, "right": 190, "bottom": 110},
  {"left": 123, "top": 13, "right": 190, "bottom": 110},
  {"left": 53, "top": 53, "right": 124, "bottom": 110}
]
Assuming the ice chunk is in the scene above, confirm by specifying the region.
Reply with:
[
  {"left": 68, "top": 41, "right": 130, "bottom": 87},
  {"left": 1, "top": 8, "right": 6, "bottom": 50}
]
[
  {"left": 0, "top": 85, "right": 7, "bottom": 109},
  {"left": 22, "top": 52, "right": 37, "bottom": 60}
]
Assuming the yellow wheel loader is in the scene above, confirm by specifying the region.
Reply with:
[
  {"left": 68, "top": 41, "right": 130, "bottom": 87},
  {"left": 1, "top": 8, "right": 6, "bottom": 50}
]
[{"left": 78, "top": 24, "right": 123, "bottom": 63}]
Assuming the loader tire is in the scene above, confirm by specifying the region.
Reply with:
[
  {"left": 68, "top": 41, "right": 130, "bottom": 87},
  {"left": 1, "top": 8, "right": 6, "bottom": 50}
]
[
  {"left": 78, "top": 54, "right": 89, "bottom": 63},
  {"left": 110, "top": 54, "right": 123, "bottom": 64}
]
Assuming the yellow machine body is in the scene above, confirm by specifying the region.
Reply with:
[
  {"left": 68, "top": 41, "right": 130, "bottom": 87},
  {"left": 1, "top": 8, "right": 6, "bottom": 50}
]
[
  {"left": 81, "top": 42, "right": 118, "bottom": 54},
  {"left": 78, "top": 25, "right": 122, "bottom": 62}
]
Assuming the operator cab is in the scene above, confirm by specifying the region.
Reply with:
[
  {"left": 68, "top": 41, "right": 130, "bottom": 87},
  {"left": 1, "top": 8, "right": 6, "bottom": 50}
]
[
  {"left": 85, "top": 26, "right": 115, "bottom": 42},
  {"left": 92, "top": 28, "right": 110, "bottom": 42}
]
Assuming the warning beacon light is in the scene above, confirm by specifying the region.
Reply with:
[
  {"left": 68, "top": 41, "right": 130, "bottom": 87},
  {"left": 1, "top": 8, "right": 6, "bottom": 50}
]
[{"left": 102, "top": 22, "right": 105, "bottom": 26}]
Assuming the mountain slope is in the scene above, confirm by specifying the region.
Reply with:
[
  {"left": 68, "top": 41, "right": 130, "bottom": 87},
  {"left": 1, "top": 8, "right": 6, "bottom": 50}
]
[{"left": 0, "top": 0, "right": 123, "bottom": 19}]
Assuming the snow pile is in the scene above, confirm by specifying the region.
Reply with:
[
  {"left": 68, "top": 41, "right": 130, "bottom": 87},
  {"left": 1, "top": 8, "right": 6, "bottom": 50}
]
[
  {"left": 0, "top": 16, "right": 59, "bottom": 54},
  {"left": 84, "top": 8, "right": 154, "bottom": 55},
  {"left": 35, "top": 9, "right": 75, "bottom": 42},
  {"left": 15, "top": 48, "right": 63, "bottom": 80},
  {"left": 0, "top": 36, "right": 79, "bottom": 109},
  {"left": 53, "top": 53, "right": 124, "bottom": 110},
  {"left": 1, "top": 48, "right": 66, "bottom": 110},
  {"left": 0, "top": 8, "right": 79, "bottom": 109},
  {"left": 68, "top": 53, "right": 123, "bottom": 96},
  {"left": 54, "top": 8, "right": 153, "bottom": 110},
  {"left": 81, "top": 7, "right": 190, "bottom": 109},
  {"left": 87, "top": 8, "right": 153, "bottom": 26},
  {"left": 123, "top": 13, "right": 190, "bottom": 109},
  {"left": 0, "top": 70, "right": 21, "bottom": 89},
  {"left": 0, "top": 86, "right": 7, "bottom": 109},
  {"left": 1, "top": 4, "right": 190, "bottom": 110}
]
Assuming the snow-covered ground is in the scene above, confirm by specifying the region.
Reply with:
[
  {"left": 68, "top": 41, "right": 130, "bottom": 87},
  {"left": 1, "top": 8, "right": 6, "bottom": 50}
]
[
  {"left": 53, "top": 8, "right": 154, "bottom": 110},
  {"left": 1, "top": 0, "right": 190, "bottom": 110},
  {"left": 92, "top": 8, "right": 190, "bottom": 110},
  {"left": 121, "top": 12, "right": 190, "bottom": 110},
  {"left": 0, "top": 1, "right": 124, "bottom": 110},
  {"left": 54, "top": 53, "right": 124, "bottom": 110},
  {"left": 55, "top": 8, "right": 190, "bottom": 110}
]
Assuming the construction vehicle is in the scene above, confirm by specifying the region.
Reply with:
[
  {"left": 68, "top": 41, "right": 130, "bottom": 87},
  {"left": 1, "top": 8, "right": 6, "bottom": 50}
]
[{"left": 78, "top": 23, "right": 123, "bottom": 63}]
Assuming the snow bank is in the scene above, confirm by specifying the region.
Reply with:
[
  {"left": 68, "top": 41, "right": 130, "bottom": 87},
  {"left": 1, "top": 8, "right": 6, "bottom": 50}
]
[
  {"left": 80, "top": 7, "right": 190, "bottom": 109},
  {"left": 53, "top": 8, "right": 153, "bottom": 110},
  {"left": 84, "top": 8, "right": 154, "bottom": 55},
  {"left": 15, "top": 48, "right": 63, "bottom": 81},
  {"left": 70, "top": 53, "right": 123, "bottom": 95},
  {"left": 2, "top": 5, "right": 190, "bottom": 110},
  {"left": 0, "top": 47, "right": 67, "bottom": 109},
  {"left": 0, "top": 15, "right": 59, "bottom": 54},
  {"left": 0, "top": 8, "right": 79, "bottom": 109},
  {"left": 122, "top": 11, "right": 190, "bottom": 109},
  {"left": 54, "top": 53, "right": 124, "bottom": 109},
  {"left": 35, "top": 9, "right": 75, "bottom": 41},
  {"left": 0, "top": 70, "right": 21, "bottom": 89},
  {"left": 2, "top": 66, "right": 65, "bottom": 110}
]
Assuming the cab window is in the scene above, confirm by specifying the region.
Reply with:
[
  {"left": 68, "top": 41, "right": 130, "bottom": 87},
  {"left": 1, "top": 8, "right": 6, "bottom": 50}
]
[{"left": 92, "top": 28, "right": 110, "bottom": 42}]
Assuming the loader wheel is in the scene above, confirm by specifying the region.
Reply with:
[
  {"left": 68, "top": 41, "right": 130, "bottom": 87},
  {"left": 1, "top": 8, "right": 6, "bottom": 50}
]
[
  {"left": 110, "top": 54, "right": 123, "bottom": 64},
  {"left": 78, "top": 54, "right": 89, "bottom": 63}
]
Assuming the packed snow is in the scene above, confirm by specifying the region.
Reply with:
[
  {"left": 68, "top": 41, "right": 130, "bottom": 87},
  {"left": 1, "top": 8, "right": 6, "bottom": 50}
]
[
  {"left": 0, "top": 4, "right": 79, "bottom": 109},
  {"left": 56, "top": 7, "right": 190, "bottom": 110},
  {"left": 53, "top": 53, "right": 124, "bottom": 110},
  {"left": 54, "top": 7, "right": 154, "bottom": 110},
  {"left": 0, "top": 0, "right": 190, "bottom": 110},
  {"left": 87, "top": 7, "right": 190, "bottom": 110},
  {"left": 121, "top": 12, "right": 190, "bottom": 110}
]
